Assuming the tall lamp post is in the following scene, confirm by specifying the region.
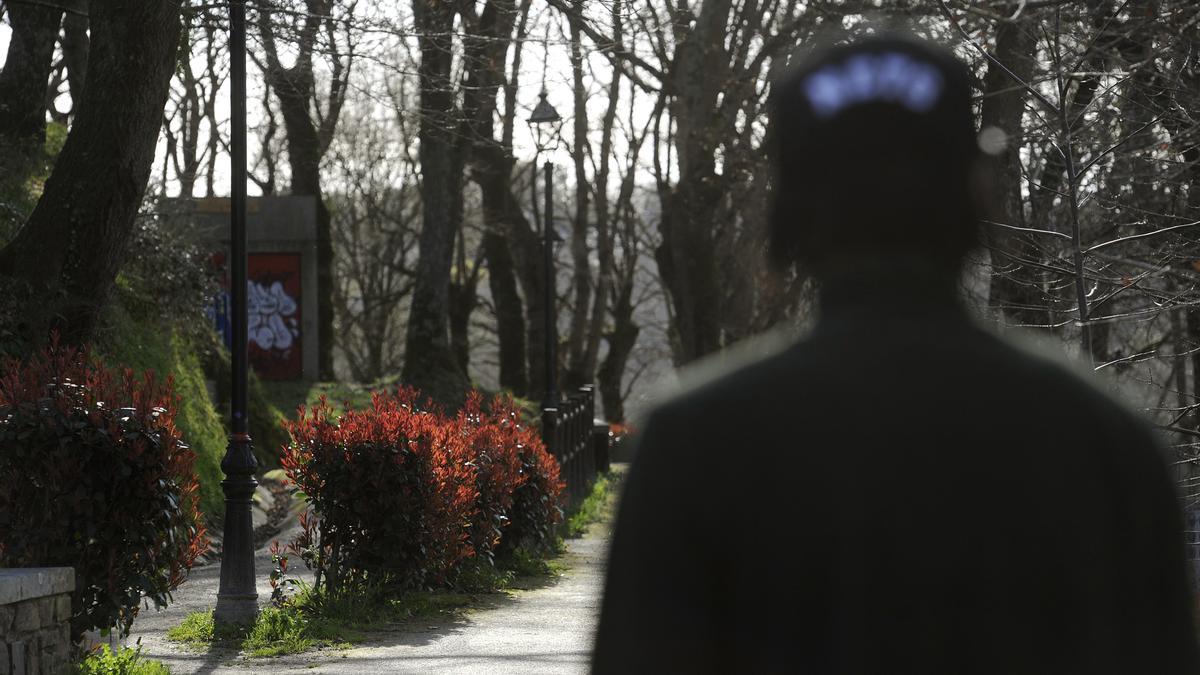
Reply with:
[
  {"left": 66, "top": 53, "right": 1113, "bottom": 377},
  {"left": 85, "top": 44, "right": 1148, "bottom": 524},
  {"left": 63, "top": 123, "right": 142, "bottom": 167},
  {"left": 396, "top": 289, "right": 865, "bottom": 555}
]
[
  {"left": 528, "top": 90, "right": 562, "bottom": 412},
  {"left": 215, "top": 0, "right": 259, "bottom": 625}
]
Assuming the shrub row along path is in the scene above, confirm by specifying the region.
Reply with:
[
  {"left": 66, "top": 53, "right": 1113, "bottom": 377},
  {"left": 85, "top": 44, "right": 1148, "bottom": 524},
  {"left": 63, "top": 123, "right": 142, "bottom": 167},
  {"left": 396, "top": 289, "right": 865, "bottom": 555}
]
[{"left": 128, "top": 470, "right": 621, "bottom": 674}]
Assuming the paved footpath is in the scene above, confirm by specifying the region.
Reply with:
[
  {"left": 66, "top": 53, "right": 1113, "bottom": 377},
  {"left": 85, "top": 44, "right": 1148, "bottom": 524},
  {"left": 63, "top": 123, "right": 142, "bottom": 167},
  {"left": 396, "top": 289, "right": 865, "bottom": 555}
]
[{"left": 129, "top": 480, "right": 618, "bottom": 675}]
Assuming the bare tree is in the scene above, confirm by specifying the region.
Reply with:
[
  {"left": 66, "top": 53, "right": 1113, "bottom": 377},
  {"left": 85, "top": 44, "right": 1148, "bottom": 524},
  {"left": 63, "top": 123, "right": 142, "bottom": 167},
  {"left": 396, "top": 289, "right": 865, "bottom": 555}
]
[
  {"left": 256, "top": 0, "right": 354, "bottom": 380},
  {"left": 327, "top": 97, "right": 419, "bottom": 382}
]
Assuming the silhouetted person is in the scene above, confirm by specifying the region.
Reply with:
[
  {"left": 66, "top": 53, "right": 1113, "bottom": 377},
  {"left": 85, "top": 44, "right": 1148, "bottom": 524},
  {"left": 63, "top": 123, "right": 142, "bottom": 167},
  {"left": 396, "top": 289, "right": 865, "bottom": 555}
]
[{"left": 592, "top": 34, "right": 1199, "bottom": 673}]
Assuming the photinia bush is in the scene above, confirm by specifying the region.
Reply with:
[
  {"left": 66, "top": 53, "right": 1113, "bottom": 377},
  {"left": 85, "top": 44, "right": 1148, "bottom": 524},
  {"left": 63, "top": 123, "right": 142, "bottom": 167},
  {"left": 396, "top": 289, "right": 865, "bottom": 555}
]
[
  {"left": 281, "top": 388, "right": 476, "bottom": 592},
  {"left": 496, "top": 410, "right": 565, "bottom": 559},
  {"left": 0, "top": 339, "right": 208, "bottom": 640},
  {"left": 280, "top": 387, "right": 563, "bottom": 594},
  {"left": 456, "top": 391, "right": 524, "bottom": 564}
]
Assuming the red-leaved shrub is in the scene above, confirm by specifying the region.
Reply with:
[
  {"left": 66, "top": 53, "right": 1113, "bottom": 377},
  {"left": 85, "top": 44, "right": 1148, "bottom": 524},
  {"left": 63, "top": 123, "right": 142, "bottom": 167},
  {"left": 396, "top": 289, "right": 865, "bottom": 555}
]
[
  {"left": 0, "top": 340, "right": 207, "bottom": 640},
  {"left": 456, "top": 391, "right": 524, "bottom": 563},
  {"left": 496, "top": 412, "right": 565, "bottom": 559},
  {"left": 281, "top": 387, "right": 563, "bottom": 593},
  {"left": 282, "top": 388, "right": 476, "bottom": 591}
]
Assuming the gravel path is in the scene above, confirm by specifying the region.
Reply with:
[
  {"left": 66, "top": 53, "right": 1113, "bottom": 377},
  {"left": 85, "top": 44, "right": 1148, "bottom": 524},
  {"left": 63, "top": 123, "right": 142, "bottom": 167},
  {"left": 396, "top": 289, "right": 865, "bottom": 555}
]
[{"left": 127, "top": 476, "right": 617, "bottom": 674}]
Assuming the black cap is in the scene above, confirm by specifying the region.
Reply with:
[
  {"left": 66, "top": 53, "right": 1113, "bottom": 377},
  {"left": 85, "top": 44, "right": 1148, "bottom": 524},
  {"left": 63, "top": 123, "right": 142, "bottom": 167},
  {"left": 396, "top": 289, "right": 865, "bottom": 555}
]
[{"left": 768, "top": 33, "right": 981, "bottom": 274}]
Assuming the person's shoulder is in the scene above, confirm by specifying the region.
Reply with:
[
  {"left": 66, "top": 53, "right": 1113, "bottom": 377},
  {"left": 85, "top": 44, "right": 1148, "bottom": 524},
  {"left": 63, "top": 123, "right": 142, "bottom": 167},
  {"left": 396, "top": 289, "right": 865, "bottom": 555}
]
[
  {"left": 987, "top": 327, "right": 1162, "bottom": 439},
  {"left": 639, "top": 326, "right": 825, "bottom": 431}
]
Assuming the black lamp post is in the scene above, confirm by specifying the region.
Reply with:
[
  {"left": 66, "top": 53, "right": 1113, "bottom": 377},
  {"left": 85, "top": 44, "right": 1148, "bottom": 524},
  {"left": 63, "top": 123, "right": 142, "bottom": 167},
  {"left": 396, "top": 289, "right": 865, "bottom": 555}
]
[
  {"left": 214, "top": 0, "right": 259, "bottom": 625},
  {"left": 528, "top": 90, "right": 562, "bottom": 411}
]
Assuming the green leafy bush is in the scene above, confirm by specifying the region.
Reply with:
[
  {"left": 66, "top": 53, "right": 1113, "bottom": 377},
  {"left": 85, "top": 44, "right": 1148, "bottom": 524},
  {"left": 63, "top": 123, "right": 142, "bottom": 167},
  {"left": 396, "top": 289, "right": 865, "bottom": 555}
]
[{"left": 0, "top": 340, "right": 208, "bottom": 640}]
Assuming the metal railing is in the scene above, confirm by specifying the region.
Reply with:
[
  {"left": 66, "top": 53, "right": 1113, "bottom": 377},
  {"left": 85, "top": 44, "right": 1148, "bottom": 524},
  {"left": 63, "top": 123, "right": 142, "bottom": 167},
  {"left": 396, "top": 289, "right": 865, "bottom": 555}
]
[{"left": 542, "top": 385, "right": 611, "bottom": 511}]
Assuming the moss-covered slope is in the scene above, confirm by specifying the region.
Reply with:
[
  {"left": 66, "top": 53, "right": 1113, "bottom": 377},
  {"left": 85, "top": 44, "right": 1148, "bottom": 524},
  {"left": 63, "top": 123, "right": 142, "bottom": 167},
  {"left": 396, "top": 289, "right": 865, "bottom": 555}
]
[{"left": 99, "top": 308, "right": 227, "bottom": 518}]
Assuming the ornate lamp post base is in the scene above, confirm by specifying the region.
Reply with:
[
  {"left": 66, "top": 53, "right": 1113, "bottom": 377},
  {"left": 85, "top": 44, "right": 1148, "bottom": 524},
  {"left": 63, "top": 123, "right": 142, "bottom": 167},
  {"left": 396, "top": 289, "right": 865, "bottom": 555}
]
[
  {"left": 214, "top": 592, "right": 258, "bottom": 625},
  {"left": 214, "top": 433, "right": 259, "bottom": 625}
]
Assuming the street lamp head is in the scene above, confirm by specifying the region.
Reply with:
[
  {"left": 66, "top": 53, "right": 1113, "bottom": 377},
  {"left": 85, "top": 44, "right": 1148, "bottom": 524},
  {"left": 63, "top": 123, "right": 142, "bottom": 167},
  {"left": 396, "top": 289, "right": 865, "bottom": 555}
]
[{"left": 528, "top": 90, "right": 562, "bottom": 154}]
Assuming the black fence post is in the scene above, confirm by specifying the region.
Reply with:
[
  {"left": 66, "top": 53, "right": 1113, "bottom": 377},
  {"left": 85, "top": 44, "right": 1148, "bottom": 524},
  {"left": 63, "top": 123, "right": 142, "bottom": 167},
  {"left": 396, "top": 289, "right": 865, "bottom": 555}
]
[
  {"left": 593, "top": 422, "right": 610, "bottom": 474},
  {"left": 548, "top": 386, "right": 611, "bottom": 518},
  {"left": 580, "top": 386, "right": 596, "bottom": 488},
  {"left": 542, "top": 406, "right": 559, "bottom": 467},
  {"left": 574, "top": 394, "right": 585, "bottom": 509}
]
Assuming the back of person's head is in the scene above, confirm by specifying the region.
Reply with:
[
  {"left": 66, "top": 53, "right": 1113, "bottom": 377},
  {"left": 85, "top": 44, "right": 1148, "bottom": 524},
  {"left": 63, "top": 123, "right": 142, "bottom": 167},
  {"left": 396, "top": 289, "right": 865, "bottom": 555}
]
[{"left": 768, "top": 32, "right": 985, "bottom": 281}]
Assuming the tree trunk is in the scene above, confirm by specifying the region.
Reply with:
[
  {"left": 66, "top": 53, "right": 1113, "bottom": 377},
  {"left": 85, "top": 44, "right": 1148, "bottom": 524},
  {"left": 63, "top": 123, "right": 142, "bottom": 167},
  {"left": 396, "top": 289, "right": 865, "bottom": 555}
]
[
  {"left": 979, "top": 19, "right": 1040, "bottom": 330},
  {"left": 597, "top": 281, "right": 638, "bottom": 424},
  {"left": 448, "top": 280, "right": 475, "bottom": 376},
  {"left": 1176, "top": 111, "right": 1200, "bottom": 430},
  {"left": 258, "top": 1, "right": 344, "bottom": 380},
  {"left": 562, "top": 6, "right": 593, "bottom": 390},
  {"left": 62, "top": 9, "right": 89, "bottom": 113},
  {"left": 483, "top": 230, "right": 528, "bottom": 395},
  {"left": 403, "top": 0, "right": 470, "bottom": 400},
  {"left": 449, "top": 239, "right": 482, "bottom": 376},
  {"left": 581, "top": 0, "right": 623, "bottom": 387},
  {"left": 655, "top": 0, "right": 732, "bottom": 364},
  {"left": 0, "top": 0, "right": 183, "bottom": 345},
  {"left": 657, "top": 182, "right": 723, "bottom": 363},
  {"left": 475, "top": 149, "right": 548, "bottom": 397},
  {"left": 458, "top": 0, "right": 535, "bottom": 396},
  {"left": 273, "top": 85, "right": 335, "bottom": 380},
  {"left": 1154, "top": 13, "right": 1200, "bottom": 429},
  {"left": 0, "top": 3, "right": 62, "bottom": 157}
]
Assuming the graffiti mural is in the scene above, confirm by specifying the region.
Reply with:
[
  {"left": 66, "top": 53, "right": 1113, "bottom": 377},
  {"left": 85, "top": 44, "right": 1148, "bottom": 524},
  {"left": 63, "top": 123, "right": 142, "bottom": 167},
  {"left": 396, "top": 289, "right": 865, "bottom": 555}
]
[
  {"left": 247, "top": 253, "right": 303, "bottom": 379},
  {"left": 209, "top": 252, "right": 304, "bottom": 380}
]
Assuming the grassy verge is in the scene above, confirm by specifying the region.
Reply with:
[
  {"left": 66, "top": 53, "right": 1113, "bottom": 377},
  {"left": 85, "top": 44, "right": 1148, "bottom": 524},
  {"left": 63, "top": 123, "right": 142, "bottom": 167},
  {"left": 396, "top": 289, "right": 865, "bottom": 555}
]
[
  {"left": 565, "top": 470, "right": 622, "bottom": 538},
  {"left": 167, "top": 586, "right": 482, "bottom": 658},
  {"left": 498, "top": 546, "right": 568, "bottom": 578},
  {"left": 76, "top": 645, "right": 170, "bottom": 675}
]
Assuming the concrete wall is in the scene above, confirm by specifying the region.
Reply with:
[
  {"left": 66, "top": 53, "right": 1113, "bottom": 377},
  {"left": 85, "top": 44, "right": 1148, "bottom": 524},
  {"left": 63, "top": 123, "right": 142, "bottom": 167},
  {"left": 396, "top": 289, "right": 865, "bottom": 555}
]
[
  {"left": 0, "top": 568, "right": 74, "bottom": 675},
  {"left": 161, "top": 196, "right": 320, "bottom": 380}
]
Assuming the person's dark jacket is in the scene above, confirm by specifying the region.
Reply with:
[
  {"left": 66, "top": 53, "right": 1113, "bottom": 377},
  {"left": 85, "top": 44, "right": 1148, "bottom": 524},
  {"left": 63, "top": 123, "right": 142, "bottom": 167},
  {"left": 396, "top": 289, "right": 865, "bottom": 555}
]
[{"left": 592, "top": 277, "right": 1200, "bottom": 674}]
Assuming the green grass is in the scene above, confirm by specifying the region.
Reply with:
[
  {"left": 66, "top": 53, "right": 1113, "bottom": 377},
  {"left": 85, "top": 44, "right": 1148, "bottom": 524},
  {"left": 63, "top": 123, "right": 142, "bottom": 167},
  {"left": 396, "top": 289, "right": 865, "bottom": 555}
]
[
  {"left": 167, "top": 607, "right": 349, "bottom": 658},
  {"left": 565, "top": 471, "right": 616, "bottom": 538},
  {"left": 261, "top": 380, "right": 382, "bottom": 420},
  {"left": 241, "top": 606, "right": 357, "bottom": 658},
  {"left": 165, "top": 609, "right": 242, "bottom": 646},
  {"left": 388, "top": 591, "right": 476, "bottom": 621},
  {"left": 452, "top": 557, "right": 517, "bottom": 593},
  {"left": 166, "top": 586, "right": 477, "bottom": 659},
  {"left": 498, "top": 546, "right": 566, "bottom": 577},
  {"left": 76, "top": 645, "right": 170, "bottom": 675}
]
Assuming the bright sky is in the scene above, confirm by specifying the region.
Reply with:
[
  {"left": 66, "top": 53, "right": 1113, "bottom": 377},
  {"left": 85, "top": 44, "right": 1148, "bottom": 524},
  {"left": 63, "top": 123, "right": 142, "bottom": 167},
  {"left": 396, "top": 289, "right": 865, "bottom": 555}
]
[{"left": 0, "top": 10, "right": 641, "bottom": 199}]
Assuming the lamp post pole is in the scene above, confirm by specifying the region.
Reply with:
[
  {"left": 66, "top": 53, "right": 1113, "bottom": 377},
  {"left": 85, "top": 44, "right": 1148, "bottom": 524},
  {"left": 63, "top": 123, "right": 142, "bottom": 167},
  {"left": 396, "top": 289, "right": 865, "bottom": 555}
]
[
  {"left": 542, "top": 159, "right": 558, "bottom": 411},
  {"left": 215, "top": 0, "right": 259, "bottom": 625}
]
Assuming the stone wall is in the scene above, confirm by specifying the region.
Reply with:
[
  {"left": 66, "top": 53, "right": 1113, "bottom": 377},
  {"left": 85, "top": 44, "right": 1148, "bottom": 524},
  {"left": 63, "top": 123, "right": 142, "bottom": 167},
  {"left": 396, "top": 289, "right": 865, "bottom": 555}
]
[{"left": 0, "top": 568, "right": 74, "bottom": 675}]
